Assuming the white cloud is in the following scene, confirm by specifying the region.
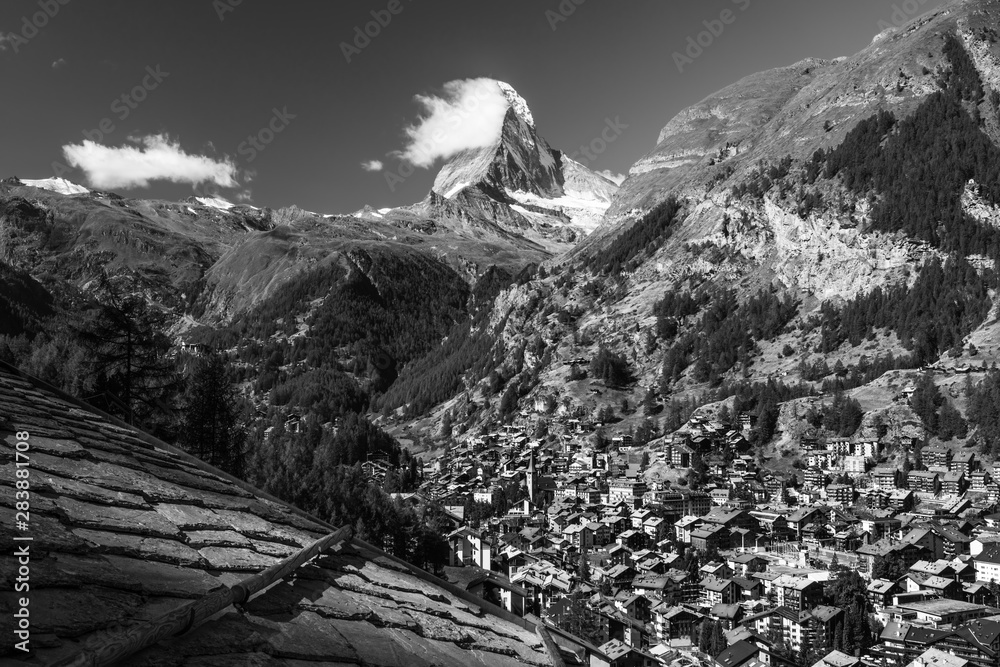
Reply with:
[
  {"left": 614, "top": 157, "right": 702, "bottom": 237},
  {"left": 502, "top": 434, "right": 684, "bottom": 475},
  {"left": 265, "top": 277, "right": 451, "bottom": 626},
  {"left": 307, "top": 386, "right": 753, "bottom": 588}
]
[
  {"left": 361, "top": 159, "right": 384, "bottom": 172},
  {"left": 62, "top": 135, "right": 238, "bottom": 190},
  {"left": 598, "top": 170, "right": 627, "bottom": 185},
  {"left": 52, "top": 58, "right": 67, "bottom": 69},
  {"left": 396, "top": 78, "right": 510, "bottom": 168}
]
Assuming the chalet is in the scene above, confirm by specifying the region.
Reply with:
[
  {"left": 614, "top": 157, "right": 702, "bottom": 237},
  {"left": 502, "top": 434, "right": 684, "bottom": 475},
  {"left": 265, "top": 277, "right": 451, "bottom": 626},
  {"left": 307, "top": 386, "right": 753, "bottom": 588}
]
[
  {"left": 935, "top": 524, "right": 972, "bottom": 559},
  {"left": 749, "top": 605, "right": 842, "bottom": 655},
  {"left": 608, "top": 479, "right": 648, "bottom": 508},
  {"left": 903, "top": 528, "right": 945, "bottom": 561},
  {"left": 714, "top": 640, "right": 760, "bottom": 667},
  {"left": 591, "top": 639, "right": 647, "bottom": 667},
  {"left": 869, "top": 578, "right": 905, "bottom": 611},
  {"left": 775, "top": 576, "right": 824, "bottom": 612},
  {"left": 643, "top": 516, "right": 667, "bottom": 542},
  {"left": 710, "top": 602, "right": 744, "bottom": 630},
  {"left": 617, "top": 529, "right": 646, "bottom": 550},
  {"left": 750, "top": 510, "right": 791, "bottom": 539},
  {"left": 701, "top": 561, "right": 734, "bottom": 579},
  {"left": 808, "top": 450, "right": 836, "bottom": 469},
  {"left": 672, "top": 442, "right": 695, "bottom": 468},
  {"left": 732, "top": 576, "right": 764, "bottom": 601},
  {"left": 652, "top": 604, "right": 699, "bottom": 642},
  {"left": 562, "top": 523, "right": 594, "bottom": 550},
  {"left": 763, "top": 477, "right": 787, "bottom": 503},
  {"left": 974, "top": 544, "right": 1000, "bottom": 583},
  {"left": 813, "top": 650, "right": 861, "bottom": 667},
  {"left": 941, "top": 472, "right": 966, "bottom": 496},
  {"left": 908, "top": 470, "right": 941, "bottom": 495},
  {"left": 826, "top": 483, "right": 855, "bottom": 504},
  {"left": 675, "top": 515, "right": 701, "bottom": 544},
  {"left": 804, "top": 466, "right": 826, "bottom": 489},
  {"left": 605, "top": 564, "right": 637, "bottom": 589},
  {"left": 903, "top": 572, "right": 964, "bottom": 600},
  {"left": 970, "top": 471, "right": 993, "bottom": 492},
  {"left": 787, "top": 506, "right": 826, "bottom": 538},
  {"left": 843, "top": 455, "right": 869, "bottom": 475},
  {"left": 729, "top": 553, "right": 768, "bottom": 577},
  {"left": 448, "top": 527, "right": 494, "bottom": 569},
  {"left": 702, "top": 507, "right": 753, "bottom": 532},
  {"left": 890, "top": 489, "right": 916, "bottom": 512},
  {"left": 951, "top": 451, "right": 977, "bottom": 475},
  {"left": 607, "top": 543, "right": 631, "bottom": 567},
  {"left": 923, "top": 445, "right": 953, "bottom": 469},
  {"left": 873, "top": 466, "right": 900, "bottom": 491},
  {"left": 691, "top": 524, "right": 730, "bottom": 552},
  {"left": 701, "top": 576, "right": 739, "bottom": 606}
]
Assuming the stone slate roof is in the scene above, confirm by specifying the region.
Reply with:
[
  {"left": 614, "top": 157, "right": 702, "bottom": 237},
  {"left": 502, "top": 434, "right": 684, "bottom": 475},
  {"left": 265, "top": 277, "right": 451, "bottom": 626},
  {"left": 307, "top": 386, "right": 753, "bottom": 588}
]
[{"left": 0, "top": 364, "right": 552, "bottom": 666}]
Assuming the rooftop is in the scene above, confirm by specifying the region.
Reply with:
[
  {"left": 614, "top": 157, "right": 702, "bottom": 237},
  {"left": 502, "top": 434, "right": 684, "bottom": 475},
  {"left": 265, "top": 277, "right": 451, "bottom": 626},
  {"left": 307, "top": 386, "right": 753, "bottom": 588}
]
[
  {"left": 898, "top": 599, "right": 989, "bottom": 616},
  {"left": 0, "top": 364, "right": 552, "bottom": 666}
]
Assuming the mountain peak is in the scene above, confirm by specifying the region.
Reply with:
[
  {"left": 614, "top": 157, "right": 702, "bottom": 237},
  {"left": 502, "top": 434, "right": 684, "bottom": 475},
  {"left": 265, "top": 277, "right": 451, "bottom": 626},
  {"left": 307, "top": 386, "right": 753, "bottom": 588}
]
[
  {"left": 496, "top": 80, "right": 534, "bottom": 128},
  {"left": 18, "top": 177, "right": 90, "bottom": 196}
]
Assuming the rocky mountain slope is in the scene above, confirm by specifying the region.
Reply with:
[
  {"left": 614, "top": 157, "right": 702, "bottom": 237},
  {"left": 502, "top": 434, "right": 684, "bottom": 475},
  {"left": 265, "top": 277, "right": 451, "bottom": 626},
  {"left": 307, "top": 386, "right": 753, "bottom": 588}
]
[
  {"left": 385, "top": 0, "right": 1000, "bottom": 465},
  {"left": 7, "top": 2, "right": 1000, "bottom": 470},
  {"left": 406, "top": 81, "right": 619, "bottom": 250}
]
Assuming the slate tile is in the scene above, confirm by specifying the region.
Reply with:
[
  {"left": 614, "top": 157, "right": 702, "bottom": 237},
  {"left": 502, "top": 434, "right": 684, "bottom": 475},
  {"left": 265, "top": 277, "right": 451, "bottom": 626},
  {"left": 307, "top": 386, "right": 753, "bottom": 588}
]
[
  {"left": 56, "top": 497, "right": 182, "bottom": 538},
  {"left": 72, "top": 528, "right": 208, "bottom": 567}
]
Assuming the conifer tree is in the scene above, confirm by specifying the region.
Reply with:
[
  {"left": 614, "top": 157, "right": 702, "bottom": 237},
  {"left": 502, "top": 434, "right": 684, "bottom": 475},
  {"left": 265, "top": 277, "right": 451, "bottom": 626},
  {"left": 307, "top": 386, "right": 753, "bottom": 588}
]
[
  {"left": 77, "top": 274, "right": 180, "bottom": 431},
  {"left": 181, "top": 350, "right": 246, "bottom": 477}
]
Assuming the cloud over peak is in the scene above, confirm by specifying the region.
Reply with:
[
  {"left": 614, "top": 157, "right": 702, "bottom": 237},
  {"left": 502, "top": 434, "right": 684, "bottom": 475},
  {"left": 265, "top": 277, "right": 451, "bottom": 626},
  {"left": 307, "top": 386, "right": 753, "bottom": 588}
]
[
  {"left": 62, "top": 134, "right": 238, "bottom": 190},
  {"left": 395, "top": 78, "right": 510, "bottom": 169}
]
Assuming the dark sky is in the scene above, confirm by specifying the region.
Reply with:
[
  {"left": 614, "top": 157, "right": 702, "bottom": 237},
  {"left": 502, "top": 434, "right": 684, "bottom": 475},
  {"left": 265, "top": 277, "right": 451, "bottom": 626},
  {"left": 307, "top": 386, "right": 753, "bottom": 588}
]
[{"left": 0, "top": 0, "right": 945, "bottom": 213}]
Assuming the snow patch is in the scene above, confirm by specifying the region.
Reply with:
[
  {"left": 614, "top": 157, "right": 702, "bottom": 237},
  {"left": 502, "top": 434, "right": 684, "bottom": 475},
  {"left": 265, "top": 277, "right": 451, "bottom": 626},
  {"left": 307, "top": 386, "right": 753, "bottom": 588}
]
[
  {"left": 496, "top": 81, "right": 534, "bottom": 128},
  {"left": 21, "top": 177, "right": 89, "bottom": 195},
  {"left": 444, "top": 182, "right": 470, "bottom": 199},
  {"left": 195, "top": 196, "right": 235, "bottom": 211},
  {"left": 506, "top": 188, "right": 611, "bottom": 234}
]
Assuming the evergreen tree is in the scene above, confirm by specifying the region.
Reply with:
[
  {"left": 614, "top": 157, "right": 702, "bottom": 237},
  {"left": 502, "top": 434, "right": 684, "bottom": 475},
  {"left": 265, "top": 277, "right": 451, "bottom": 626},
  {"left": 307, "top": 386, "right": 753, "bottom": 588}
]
[
  {"left": 710, "top": 619, "right": 728, "bottom": 656},
  {"left": 911, "top": 372, "right": 944, "bottom": 433},
  {"left": 182, "top": 351, "right": 247, "bottom": 477},
  {"left": 590, "top": 346, "right": 632, "bottom": 387},
  {"left": 77, "top": 275, "right": 180, "bottom": 431},
  {"left": 969, "top": 369, "right": 1000, "bottom": 454},
  {"left": 699, "top": 620, "right": 714, "bottom": 653},
  {"left": 938, "top": 400, "right": 968, "bottom": 440},
  {"left": 558, "top": 590, "right": 605, "bottom": 646}
]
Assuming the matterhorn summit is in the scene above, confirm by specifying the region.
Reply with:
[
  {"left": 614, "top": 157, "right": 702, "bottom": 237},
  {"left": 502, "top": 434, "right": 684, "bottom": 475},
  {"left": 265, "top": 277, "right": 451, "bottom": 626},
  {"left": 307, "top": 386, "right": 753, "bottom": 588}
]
[
  {"left": 496, "top": 80, "right": 535, "bottom": 128},
  {"left": 428, "top": 80, "right": 619, "bottom": 239}
]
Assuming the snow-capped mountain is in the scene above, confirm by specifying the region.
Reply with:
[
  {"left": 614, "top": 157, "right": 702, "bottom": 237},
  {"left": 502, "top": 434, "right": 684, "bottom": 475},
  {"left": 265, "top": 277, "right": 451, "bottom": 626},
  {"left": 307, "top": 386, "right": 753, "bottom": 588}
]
[
  {"left": 18, "top": 177, "right": 90, "bottom": 196},
  {"left": 426, "top": 80, "right": 619, "bottom": 241}
]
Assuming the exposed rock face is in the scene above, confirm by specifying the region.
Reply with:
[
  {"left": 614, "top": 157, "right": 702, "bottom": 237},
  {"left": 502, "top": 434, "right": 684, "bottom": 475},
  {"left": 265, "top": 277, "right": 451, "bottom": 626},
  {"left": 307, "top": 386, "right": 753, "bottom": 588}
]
[
  {"left": 414, "top": 0, "right": 1000, "bottom": 446},
  {"left": 425, "top": 80, "right": 619, "bottom": 247},
  {"left": 596, "top": 0, "right": 985, "bottom": 233}
]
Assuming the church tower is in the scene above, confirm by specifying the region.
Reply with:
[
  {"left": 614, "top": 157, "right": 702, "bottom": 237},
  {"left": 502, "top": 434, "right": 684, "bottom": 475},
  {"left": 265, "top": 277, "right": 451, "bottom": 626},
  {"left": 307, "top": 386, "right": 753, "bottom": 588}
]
[{"left": 526, "top": 449, "right": 538, "bottom": 505}]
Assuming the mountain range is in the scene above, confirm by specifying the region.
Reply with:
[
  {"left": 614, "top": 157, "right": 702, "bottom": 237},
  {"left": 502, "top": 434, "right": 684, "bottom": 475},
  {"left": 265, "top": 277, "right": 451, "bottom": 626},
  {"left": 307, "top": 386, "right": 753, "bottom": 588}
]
[{"left": 5, "top": 0, "right": 1000, "bottom": 464}]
